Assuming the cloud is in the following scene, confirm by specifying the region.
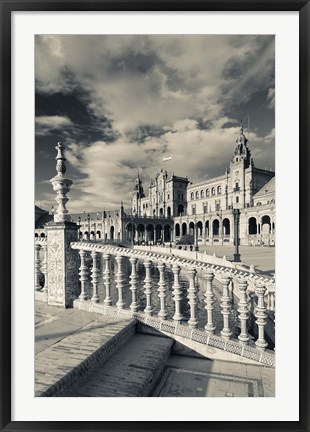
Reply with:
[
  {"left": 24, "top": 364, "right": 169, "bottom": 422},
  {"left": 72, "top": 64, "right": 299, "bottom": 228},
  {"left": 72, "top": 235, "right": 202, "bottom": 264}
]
[
  {"left": 267, "top": 88, "right": 275, "bottom": 109},
  {"left": 35, "top": 35, "right": 275, "bottom": 135},
  {"left": 35, "top": 115, "right": 74, "bottom": 136},
  {"left": 35, "top": 35, "right": 275, "bottom": 211},
  {"left": 61, "top": 121, "right": 275, "bottom": 212}
]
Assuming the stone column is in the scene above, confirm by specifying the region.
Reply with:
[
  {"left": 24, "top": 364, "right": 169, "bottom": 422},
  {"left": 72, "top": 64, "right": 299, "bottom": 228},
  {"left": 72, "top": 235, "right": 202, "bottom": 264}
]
[
  {"left": 91, "top": 251, "right": 100, "bottom": 303},
  {"left": 143, "top": 260, "right": 153, "bottom": 315},
  {"left": 187, "top": 268, "right": 198, "bottom": 328},
  {"left": 255, "top": 284, "right": 268, "bottom": 351},
  {"left": 204, "top": 271, "right": 216, "bottom": 334},
  {"left": 103, "top": 253, "right": 112, "bottom": 305},
  {"left": 129, "top": 257, "right": 139, "bottom": 312},
  {"left": 47, "top": 142, "right": 79, "bottom": 307},
  {"left": 78, "top": 249, "right": 88, "bottom": 301},
  {"left": 35, "top": 243, "right": 42, "bottom": 291},
  {"left": 220, "top": 275, "right": 232, "bottom": 339},
  {"left": 237, "top": 278, "right": 250, "bottom": 345},
  {"left": 115, "top": 255, "right": 125, "bottom": 310},
  {"left": 172, "top": 263, "right": 183, "bottom": 322},
  {"left": 157, "top": 262, "right": 168, "bottom": 319}
]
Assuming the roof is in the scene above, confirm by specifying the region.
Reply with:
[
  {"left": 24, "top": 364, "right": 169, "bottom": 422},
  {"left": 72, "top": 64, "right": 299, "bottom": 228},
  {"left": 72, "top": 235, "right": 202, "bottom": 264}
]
[{"left": 254, "top": 177, "right": 275, "bottom": 197}]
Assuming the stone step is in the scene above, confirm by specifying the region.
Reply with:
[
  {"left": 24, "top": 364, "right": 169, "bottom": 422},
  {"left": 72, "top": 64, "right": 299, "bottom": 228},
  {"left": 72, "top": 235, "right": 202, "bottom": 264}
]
[
  {"left": 62, "top": 334, "right": 174, "bottom": 397},
  {"left": 35, "top": 316, "right": 136, "bottom": 397}
]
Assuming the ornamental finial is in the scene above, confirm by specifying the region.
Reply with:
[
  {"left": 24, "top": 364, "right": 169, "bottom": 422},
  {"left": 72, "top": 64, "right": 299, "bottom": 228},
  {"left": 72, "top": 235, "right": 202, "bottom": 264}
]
[{"left": 50, "top": 142, "right": 73, "bottom": 223}]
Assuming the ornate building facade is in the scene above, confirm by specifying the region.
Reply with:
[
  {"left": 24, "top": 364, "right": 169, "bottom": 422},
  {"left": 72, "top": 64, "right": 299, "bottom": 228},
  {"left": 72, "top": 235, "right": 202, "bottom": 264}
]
[{"left": 36, "top": 125, "right": 275, "bottom": 247}]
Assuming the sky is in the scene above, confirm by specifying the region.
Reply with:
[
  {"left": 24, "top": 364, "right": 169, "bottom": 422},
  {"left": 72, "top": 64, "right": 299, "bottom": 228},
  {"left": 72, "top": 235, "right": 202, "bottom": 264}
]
[{"left": 35, "top": 35, "right": 275, "bottom": 213}]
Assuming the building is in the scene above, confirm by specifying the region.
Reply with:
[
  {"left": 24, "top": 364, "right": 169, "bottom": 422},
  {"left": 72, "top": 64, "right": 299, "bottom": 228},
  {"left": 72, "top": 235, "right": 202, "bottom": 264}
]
[{"left": 36, "top": 124, "right": 275, "bottom": 247}]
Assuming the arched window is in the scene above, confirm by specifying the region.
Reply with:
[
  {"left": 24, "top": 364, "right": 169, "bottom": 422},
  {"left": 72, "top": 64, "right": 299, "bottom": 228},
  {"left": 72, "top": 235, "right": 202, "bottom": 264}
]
[
  {"left": 206, "top": 189, "right": 210, "bottom": 197},
  {"left": 217, "top": 186, "right": 221, "bottom": 194},
  {"left": 200, "top": 190, "right": 204, "bottom": 198},
  {"left": 195, "top": 191, "right": 199, "bottom": 199},
  {"left": 191, "top": 192, "right": 194, "bottom": 200},
  {"left": 211, "top": 187, "right": 215, "bottom": 196}
]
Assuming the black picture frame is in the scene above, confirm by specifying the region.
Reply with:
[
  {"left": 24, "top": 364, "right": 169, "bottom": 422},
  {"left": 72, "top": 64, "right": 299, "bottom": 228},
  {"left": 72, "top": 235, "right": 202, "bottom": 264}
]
[{"left": 1, "top": 1, "right": 309, "bottom": 431}]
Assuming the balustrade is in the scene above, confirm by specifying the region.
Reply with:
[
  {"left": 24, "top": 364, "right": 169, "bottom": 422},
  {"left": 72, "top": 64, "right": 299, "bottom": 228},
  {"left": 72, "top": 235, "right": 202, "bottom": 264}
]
[
  {"left": 172, "top": 263, "right": 183, "bottom": 322},
  {"left": 37, "top": 241, "right": 275, "bottom": 363},
  {"left": 103, "top": 253, "right": 112, "bottom": 306},
  {"left": 91, "top": 251, "right": 100, "bottom": 303},
  {"left": 78, "top": 250, "right": 88, "bottom": 301},
  {"left": 255, "top": 283, "right": 268, "bottom": 351},
  {"left": 129, "top": 257, "right": 139, "bottom": 312},
  {"left": 220, "top": 275, "right": 232, "bottom": 339},
  {"left": 157, "top": 262, "right": 168, "bottom": 320},
  {"left": 204, "top": 271, "right": 215, "bottom": 334},
  {"left": 237, "top": 278, "right": 250, "bottom": 345},
  {"left": 115, "top": 255, "right": 125, "bottom": 310},
  {"left": 41, "top": 244, "right": 48, "bottom": 293},
  {"left": 143, "top": 260, "right": 153, "bottom": 316},
  {"left": 187, "top": 268, "right": 198, "bottom": 328},
  {"left": 35, "top": 243, "right": 42, "bottom": 291}
]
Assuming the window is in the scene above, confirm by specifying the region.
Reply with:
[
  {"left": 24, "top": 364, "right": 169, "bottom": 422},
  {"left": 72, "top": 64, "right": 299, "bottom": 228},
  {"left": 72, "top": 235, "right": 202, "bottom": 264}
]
[
  {"left": 196, "top": 191, "right": 199, "bottom": 199},
  {"left": 217, "top": 186, "right": 221, "bottom": 194},
  {"left": 192, "top": 205, "right": 196, "bottom": 215},
  {"left": 191, "top": 192, "right": 194, "bottom": 200},
  {"left": 167, "top": 193, "right": 170, "bottom": 200},
  {"left": 203, "top": 203, "right": 208, "bottom": 213},
  {"left": 201, "top": 190, "right": 204, "bottom": 198},
  {"left": 206, "top": 189, "right": 210, "bottom": 197},
  {"left": 211, "top": 187, "right": 215, "bottom": 196},
  {"left": 236, "top": 197, "right": 239, "bottom": 203},
  {"left": 181, "top": 194, "right": 183, "bottom": 200}
]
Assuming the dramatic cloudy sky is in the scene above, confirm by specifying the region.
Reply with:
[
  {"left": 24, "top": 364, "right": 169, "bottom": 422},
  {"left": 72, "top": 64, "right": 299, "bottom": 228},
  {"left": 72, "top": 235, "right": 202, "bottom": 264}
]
[{"left": 35, "top": 35, "right": 275, "bottom": 212}]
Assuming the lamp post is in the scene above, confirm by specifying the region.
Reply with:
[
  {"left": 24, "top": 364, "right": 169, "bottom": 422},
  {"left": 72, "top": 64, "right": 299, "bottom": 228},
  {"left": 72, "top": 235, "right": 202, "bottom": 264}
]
[
  {"left": 78, "top": 216, "right": 81, "bottom": 240},
  {"left": 233, "top": 208, "right": 241, "bottom": 262},
  {"left": 194, "top": 214, "right": 199, "bottom": 252},
  {"left": 87, "top": 213, "right": 90, "bottom": 240}
]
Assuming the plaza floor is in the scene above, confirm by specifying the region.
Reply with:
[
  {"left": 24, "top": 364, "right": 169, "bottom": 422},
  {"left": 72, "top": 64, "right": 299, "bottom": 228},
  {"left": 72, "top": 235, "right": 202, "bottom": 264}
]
[
  {"left": 35, "top": 302, "right": 275, "bottom": 397},
  {"left": 198, "top": 244, "right": 275, "bottom": 276}
]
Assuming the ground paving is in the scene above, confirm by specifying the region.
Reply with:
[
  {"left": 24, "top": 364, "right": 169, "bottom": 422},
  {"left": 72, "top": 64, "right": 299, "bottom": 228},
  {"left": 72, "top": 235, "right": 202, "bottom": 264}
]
[
  {"left": 35, "top": 302, "right": 136, "bottom": 396},
  {"left": 197, "top": 244, "right": 275, "bottom": 276},
  {"left": 35, "top": 302, "right": 275, "bottom": 398},
  {"left": 152, "top": 355, "right": 275, "bottom": 397}
]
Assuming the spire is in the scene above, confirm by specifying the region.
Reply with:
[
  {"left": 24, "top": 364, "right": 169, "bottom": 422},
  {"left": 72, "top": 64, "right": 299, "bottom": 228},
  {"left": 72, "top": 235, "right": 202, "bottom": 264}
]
[
  {"left": 231, "top": 121, "right": 252, "bottom": 167},
  {"left": 50, "top": 142, "right": 73, "bottom": 222}
]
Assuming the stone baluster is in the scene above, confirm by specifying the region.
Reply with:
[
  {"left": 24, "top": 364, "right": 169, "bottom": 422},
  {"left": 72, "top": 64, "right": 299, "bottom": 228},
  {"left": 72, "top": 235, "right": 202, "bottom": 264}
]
[
  {"left": 129, "top": 257, "right": 139, "bottom": 312},
  {"left": 237, "top": 278, "right": 250, "bottom": 345},
  {"left": 78, "top": 250, "right": 88, "bottom": 300},
  {"left": 41, "top": 244, "right": 48, "bottom": 293},
  {"left": 172, "top": 263, "right": 183, "bottom": 322},
  {"left": 90, "top": 251, "right": 100, "bottom": 303},
  {"left": 204, "top": 271, "right": 216, "bottom": 334},
  {"left": 266, "top": 283, "right": 275, "bottom": 312},
  {"left": 255, "top": 283, "right": 268, "bottom": 351},
  {"left": 35, "top": 243, "right": 42, "bottom": 291},
  {"left": 103, "top": 253, "right": 112, "bottom": 305},
  {"left": 187, "top": 268, "right": 198, "bottom": 328},
  {"left": 143, "top": 260, "right": 153, "bottom": 316},
  {"left": 157, "top": 262, "right": 168, "bottom": 319},
  {"left": 220, "top": 275, "right": 232, "bottom": 339},
  {"left": 115, "top": 255, "right": 125, "bottom": 310}
]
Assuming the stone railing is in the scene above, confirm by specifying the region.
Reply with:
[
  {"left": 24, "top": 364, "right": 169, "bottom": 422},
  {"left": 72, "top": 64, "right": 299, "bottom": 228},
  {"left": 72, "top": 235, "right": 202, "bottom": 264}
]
[
  {"left": 65, "top": 242, "right": 275, "bottom": 366},
  {"left": 133, "top": 244, "right": 275, "bottom": 297},
  {"left": 135, "top": 244, "right": 237, "bottom": 269}
]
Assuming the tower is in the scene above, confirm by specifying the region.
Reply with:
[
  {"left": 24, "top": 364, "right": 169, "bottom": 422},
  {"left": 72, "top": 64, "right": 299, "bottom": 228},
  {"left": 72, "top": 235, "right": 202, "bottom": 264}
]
[
  {"left": 229, "top": 122, "right": 254, "bottom": 208},
  {"left": 131, "top": 172, "right": 145, "bottom": 216}
]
